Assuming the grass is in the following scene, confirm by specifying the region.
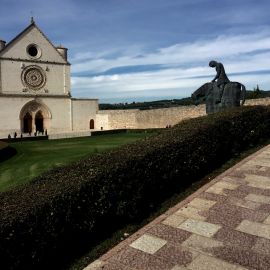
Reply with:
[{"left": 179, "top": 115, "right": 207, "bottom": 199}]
[
  {"left": 66, "top": 139, "right": 270, "bottom": 270},
  {"left": 0, "top": 132, "right": 152, "bottom": 192}
]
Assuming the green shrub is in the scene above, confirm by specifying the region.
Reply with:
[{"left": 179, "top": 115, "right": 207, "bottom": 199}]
[
  {"left": 0, "top": 106, "right": 270, "bottom": 269},
  {"left": 0, "top": 141, "right": 8, "bottom": 151},
  {"left": 0, "top": 142, "right": 16, "bottom": 162}
]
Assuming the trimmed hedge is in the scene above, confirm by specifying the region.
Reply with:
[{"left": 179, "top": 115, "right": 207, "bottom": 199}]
[
  {"left": 0, "top": 141, "right": 17, "bottom": 162},
  {"left": 1, "top": 106, "right": 270, "bottom": 269},
  {"left": 0, "top": 141, "right": 8, "bottom": 151}
]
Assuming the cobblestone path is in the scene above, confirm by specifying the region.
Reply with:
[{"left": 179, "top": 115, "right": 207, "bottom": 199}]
[{"left": 84, "top": 144, "right": 270, "bottom": 270}]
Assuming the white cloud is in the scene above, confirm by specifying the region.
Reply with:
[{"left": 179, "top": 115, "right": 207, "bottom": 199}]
[
  {"left": 72, "top": 31, "right": 270, "bottom": 73},
  {"left": 71, "top": 31, "right": 270, "bottom": 100}
]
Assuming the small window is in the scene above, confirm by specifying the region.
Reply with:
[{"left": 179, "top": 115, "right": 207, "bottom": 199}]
[{"left": 26, "top": 44, "right": 41, "bottom": 58}]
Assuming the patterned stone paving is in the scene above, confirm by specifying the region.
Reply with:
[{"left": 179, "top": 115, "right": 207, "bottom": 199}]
[{"left": 84, "top": 145, "right": 270, "bottom": 270}]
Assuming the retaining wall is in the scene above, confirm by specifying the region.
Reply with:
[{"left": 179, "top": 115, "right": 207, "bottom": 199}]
[{"left": 98, "top": 98, "right": 270, "bottom": 130}]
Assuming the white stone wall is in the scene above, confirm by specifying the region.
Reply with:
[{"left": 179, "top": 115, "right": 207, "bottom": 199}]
[
  {"left": 0, "top": 60, "right": 70, "bottom": 95},
  {"left": 98, "top": 109, "right": 138, "bottom": 129},
  {"left": 245, "top": 97, "right": 270, "bottom": 106},
  {"left": 99, "top": 105, "right": 206, "bottom": 130},
  {"left": 0, "top": 96, "right": 72, "bottom": 138},
  {"left": 95, "top": 114, "right": 109, "bottom": 130},
  {"left": 135, "top": 106, "right": 206, "bottom": 129},
  {"left": 44, "top": 97, "right": 71, "bottom": 133},
  {"left": 71, "top": 99, "right": 98, "bottom": 131}
]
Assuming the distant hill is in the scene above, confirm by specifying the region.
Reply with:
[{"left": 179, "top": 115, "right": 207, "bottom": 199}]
[{"left": 99, "top": 89, "right": 270, "bottom": 110}]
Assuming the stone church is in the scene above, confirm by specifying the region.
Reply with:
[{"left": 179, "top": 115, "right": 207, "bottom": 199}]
[{"left": 0, "top": 19, "right": 101, "bottom": 138}]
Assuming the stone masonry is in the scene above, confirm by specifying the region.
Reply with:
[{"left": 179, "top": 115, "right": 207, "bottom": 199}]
[{"left": 99, "top": 98, "right": 270, "bottom": 130}]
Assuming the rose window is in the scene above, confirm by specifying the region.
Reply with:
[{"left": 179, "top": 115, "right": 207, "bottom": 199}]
[{"left": 21, "top": 66, "right": 46, "bottom": 91}]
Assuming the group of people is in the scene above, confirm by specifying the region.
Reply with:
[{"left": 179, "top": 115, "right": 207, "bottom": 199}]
[
  {"left": 28, "top": 129, "right": 47, "bottom": 137},
  {"left": 7, "top": 129, "right": 48, "bottom": 139}
]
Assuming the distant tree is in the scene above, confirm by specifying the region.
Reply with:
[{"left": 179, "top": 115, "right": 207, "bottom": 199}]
[{"left": 255, "top": 84, "right": 261, "bottom": 94}]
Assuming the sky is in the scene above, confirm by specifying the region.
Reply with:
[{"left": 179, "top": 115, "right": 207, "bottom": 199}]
[{"left": 1, "top": 0, "right": 270, "bottom": 103}]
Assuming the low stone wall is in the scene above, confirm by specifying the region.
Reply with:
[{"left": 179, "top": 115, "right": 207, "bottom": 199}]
[
  {"left": 245, "top": 97, "right": 270, "bottom": 106},
  {"left": 99, "top": 97, "right": 270, "bottom": 130},
  {"left": 98, "top": 105, "right": 205, "bottom": 129},
  {"left": 135, "top": 105, "right": 205, "bottom": 129},
  {"left": 48, "top": 131, "right": 91, "bottom": 140}
]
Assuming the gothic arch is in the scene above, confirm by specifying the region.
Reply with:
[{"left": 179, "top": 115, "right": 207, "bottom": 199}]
[{"left": 20, "top": 100, "right": 52, "bottom": 133}]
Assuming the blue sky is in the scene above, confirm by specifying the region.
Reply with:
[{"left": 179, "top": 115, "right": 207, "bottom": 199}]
[{"left": 1, "top": 0, "right": 270, "bottom": 103}]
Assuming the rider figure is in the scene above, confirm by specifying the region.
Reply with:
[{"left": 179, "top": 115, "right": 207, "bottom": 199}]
[{"left": 209, "top": 60, "right": 230, "bottom": 103}]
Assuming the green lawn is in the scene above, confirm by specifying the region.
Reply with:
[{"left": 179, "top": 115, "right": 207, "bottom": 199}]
[{"left": 0, "top": 132, "right": 151, "bottom": 192}]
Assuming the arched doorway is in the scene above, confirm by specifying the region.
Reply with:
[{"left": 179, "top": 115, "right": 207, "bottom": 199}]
[
  {"left": 35, "top": 111, "right": 44, "bottom": 132},
  {"left": 23, "top": 112, "right": 32, "bottom": 133},
  {"left": 90, "top": 119, "right": 94, "bottom": 129},
  {"left": 20, "top": 100, "right": 52, "bottom": 134}
]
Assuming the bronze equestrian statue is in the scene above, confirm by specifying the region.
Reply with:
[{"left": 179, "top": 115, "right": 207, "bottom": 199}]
[{"left": 192, "top": 61, "right": 246, "bottom": 114}]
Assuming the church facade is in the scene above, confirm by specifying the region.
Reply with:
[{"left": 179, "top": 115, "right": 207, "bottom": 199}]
[{"left": 0, "top": 20, "right": 100, "bottom": 138}]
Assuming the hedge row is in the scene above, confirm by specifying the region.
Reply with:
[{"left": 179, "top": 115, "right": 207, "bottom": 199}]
[
  {"left": 1, "top": 106, "right": 270, "bottom": 269},
  {"left": 0, "top": 141, "right": 8, "bottom": 150},
  {"left": 0, "top": 142, "right": 17, "bottom": 162}
]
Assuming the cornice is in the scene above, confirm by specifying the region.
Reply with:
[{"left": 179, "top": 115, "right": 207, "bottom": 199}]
[
  {"left": 71, "top": 98, "right": 99, "bottom": 101},
  {"left": 0, "top": 57, "right": 70, "bottom": 66},
  {"left": 0, "top": 93, "right": 71, "bottom": 99}
]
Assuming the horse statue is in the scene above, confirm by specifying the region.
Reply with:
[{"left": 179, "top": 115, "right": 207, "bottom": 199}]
[{"left": 192, "top": 81, "right": 246, "bottom": 114}]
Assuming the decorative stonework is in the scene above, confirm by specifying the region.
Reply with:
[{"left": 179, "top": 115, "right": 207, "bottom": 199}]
[
  {"left": 19, "top": 100, "right": 52, "bottom": 120},
  {"left": 29, "top": 102, "right": 40, "bottom": 112},
  {"left": 21, "top": 65, "right": 46, "bottom": 91}
]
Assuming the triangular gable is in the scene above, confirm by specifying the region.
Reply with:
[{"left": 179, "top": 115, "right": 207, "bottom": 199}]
[{"left": 0, "top": 21, "right": 69, "bottom": 64}]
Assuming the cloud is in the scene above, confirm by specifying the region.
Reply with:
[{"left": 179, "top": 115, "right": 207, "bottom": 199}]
[
  {"left": 71, "top": 31, "right": 270, "bottom": 74},
  {"left": 71, "top": 30, "right": 270, "bottom": 100}
]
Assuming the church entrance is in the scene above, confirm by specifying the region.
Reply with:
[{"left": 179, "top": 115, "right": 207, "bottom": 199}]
[
  {"left": 35, "top": 111, "right": 44, "bottom": 132},
  {"left": 23, "top": 112, "right": 32, "bottom": 133},
  {"left": 20, "top": 100, "right": 51, "bottom": 134}
]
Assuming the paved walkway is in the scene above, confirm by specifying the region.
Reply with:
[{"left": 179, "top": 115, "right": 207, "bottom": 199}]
[{"left": 84, "top": 145, "right": 270, "bottom": 270}]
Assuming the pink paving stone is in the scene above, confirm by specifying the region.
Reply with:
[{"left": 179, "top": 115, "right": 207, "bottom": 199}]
[
  {"left": 154, "top": 242, "right": 194, "bottom": 266},
  {"left": 205, "top": 202, "right": 268, "bottom": 229},
  {"left": 238, "top": 185, "right": 270, "bottom": 197},
  {"left": 227, "top": 196, "right": 261, "bottom": 210},
  {"left": 250, "top": 168, "right": 270, "bottom": 177},
  {"left": 107, "top": 246, "right": 143, "bottom": 266},
  {"left": 206, "top": 212, "right": 243, "bottom": 229},
  {"left": 252, "top": 238, "right": 270, "bottom": 256},
  {"left": 91, "top": 262, "right": 133, "bottom": 270},
  {"left": 222, "top": 188, "right": 249, "bottom": 199},
  {"left": 210, "top": 245, "right": 270, "bottom": 270},
  {"left": 258, "top": 204, "right": 270, "bottom": 213},
  {"left": 226, "top": 171, "right": 246, "bottom": 178},
  {"left": 146, "top": 224, "right": 191, "bottom": 244},
  {"left": 222, "top": 176, "right": 247, "bottom": 185},
  {"left": 235, "top": 167, "right": 261, "bottom": 175},
  {"left": 128, "top": 251, "right": 175, "bottom": 270},
  {"left": 198, "top": 191, "right": 227, "bottom": 203},
  {"left": 209, "top": 202, "right": 268, "bottom": 224},
  {"left": 213, "top": 227, "right": 258, "bottom": 249},
  {"left": 100, "top": 241, "right": 130, "bottom": 261}
]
